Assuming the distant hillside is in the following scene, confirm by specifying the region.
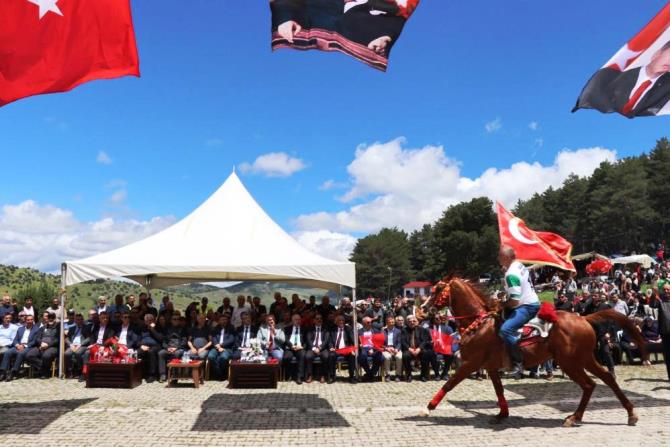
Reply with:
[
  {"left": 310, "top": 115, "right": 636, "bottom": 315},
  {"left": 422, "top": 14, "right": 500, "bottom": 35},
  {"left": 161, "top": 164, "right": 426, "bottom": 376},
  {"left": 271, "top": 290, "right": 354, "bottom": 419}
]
[{"left": 0, "top": 264, "right": 333, "bottom": 314}]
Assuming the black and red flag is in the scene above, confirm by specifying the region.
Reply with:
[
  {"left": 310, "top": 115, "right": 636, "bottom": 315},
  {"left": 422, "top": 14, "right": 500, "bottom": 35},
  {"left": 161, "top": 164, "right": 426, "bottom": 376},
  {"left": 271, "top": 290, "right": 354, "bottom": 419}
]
[
  {"left": 573, "top": 2, "right": 670, "bottom": 118},
  {"left": 269, "top": 0, "right": 420, "bottom": 71}
]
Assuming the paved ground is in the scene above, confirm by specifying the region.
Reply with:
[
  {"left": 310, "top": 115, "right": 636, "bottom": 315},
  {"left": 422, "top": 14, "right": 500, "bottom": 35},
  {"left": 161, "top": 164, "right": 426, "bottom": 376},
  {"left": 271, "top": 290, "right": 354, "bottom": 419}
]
[{"left": 1, "top": 364, "right": 669, "bottom": 446}]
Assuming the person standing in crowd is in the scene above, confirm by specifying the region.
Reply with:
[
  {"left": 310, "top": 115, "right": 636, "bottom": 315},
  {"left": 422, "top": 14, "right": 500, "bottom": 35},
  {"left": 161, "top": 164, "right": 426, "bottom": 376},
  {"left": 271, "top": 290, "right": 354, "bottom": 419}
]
[
  {"left": 216, "top": 296, "right": 234, "bottom": 316},
  {"left": 317, "top": 295, "right": 336, "bottom": 320},
  {"left": 96, "top": 296, "right": 108, "bottom": 314},
  {"left": 658, "top": 283, "right": 670, "bottom": 381},
  {"left": 0, "top": 294, "right": 17, "bottom": 322},
  {"left": 21, "top": 296, "right": 37, "bottom": 318},
  {"left": 231, "top": 295, "right": 250, "bottom": 329}
]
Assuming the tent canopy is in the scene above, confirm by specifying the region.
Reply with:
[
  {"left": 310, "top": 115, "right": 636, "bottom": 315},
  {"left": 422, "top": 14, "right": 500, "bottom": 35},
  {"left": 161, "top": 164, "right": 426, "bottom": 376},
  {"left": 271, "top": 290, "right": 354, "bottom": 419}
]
[
  {"left": 572, "top": 251, "right": 610, "bottom": 262},
  {"left": 63, "top": 172, "right": 355, "bottom": 290},
  {"left": 610, "top": 254, "right": 657, "bottom": 269}
]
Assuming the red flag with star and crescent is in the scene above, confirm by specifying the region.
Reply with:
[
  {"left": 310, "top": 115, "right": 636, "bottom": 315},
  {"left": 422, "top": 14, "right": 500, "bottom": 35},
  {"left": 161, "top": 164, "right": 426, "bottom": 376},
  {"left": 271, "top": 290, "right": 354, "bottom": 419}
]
[
  {"left": 496, "top": 202, "right": 575, "bottom": 272},
  {"left": 0, "top": 0, "right": 140, "bottom": 107}
]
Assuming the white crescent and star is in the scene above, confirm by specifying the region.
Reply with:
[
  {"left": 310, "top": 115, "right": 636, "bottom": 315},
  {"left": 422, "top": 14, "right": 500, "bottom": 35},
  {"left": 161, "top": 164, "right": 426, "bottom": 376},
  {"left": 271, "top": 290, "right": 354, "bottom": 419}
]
[
  {"left": 508, "top": 217, "right": 537, "bottom": 245},
  {"left": 27, "top": 0, "right": 63, "bottom": 20}
]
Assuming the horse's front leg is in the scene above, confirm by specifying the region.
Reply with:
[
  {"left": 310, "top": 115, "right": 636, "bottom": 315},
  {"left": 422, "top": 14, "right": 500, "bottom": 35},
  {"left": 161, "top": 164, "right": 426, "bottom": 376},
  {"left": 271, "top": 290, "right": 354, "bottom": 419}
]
[
  {"left": 487, "top": 369, "right": 509, "bottom": 423},
  {"left": 421, "top": 360, "right": 479, "bottom": 416}
]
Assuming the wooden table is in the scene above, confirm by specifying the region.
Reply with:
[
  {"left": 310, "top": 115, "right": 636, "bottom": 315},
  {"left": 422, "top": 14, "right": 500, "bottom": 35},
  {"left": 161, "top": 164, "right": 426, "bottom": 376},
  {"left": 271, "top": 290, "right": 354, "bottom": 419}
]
[
  {"left": 166, "top": 360, "right": 204, "bottom": 388},
  {"left": 86, "top": 360, "right": 143, "bottom": 388},
  {"left": 228, "top": 360, "right": 280, "bottom": 389}
]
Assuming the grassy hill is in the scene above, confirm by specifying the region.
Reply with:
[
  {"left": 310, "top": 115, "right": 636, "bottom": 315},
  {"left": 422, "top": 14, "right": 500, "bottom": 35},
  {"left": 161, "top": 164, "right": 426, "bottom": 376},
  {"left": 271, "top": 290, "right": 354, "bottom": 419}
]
[{"left": 0, "top": 264, "right": 331, "bottom": 314}]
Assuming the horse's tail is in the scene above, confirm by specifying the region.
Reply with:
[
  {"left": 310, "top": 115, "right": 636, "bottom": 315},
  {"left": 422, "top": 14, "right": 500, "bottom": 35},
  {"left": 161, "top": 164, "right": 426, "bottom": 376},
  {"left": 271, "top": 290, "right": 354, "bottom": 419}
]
[{"left": 584, "top": 309, "right": 648, "bottom": 362}]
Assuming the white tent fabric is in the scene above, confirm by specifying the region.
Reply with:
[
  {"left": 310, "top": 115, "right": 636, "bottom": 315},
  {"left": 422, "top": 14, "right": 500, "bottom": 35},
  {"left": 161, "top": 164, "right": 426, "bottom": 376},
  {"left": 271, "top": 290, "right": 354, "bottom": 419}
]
[
  {"left": 610, "top": 254, "right": 657, "bottom": 269},
  {"left": 63, "top": 172, "right": 355, "bottom": 290}
]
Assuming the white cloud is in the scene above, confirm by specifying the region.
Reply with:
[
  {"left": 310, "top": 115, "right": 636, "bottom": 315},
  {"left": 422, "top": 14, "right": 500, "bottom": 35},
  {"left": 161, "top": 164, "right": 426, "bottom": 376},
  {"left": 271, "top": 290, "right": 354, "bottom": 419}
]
[
  {"left": 294, "top": 138, "right": 616, "bottom": 234},
  {"left": 319, "top": 179, "right": 348, "bottom": 191},
  {"left": 485, "top": 117, "right": 502, "bottom": 133},
  {"left": 96, "top": 151, "right": 112, "bottom": 165},
  {"left": 293, "top": 230, "right": 357, "bottom": 262},
  {"left": 0, "top": 200, "right": 175, "bottom": 272},
  {"left": 239, "top": 152, "right": 306, "bottom": 177},
  {"left": 109, "top": 190, "right": 127, "bottom": 205},
  {"left": 529, "top": 121, "right": 539, "bottom": 131}
]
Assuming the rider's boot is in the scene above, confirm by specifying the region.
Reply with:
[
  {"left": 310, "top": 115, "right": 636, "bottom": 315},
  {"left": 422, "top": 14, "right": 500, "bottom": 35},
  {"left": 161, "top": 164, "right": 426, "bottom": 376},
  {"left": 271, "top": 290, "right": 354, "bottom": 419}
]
[{"left": 507, "top": 343, "right": 524, "bottom": 380}]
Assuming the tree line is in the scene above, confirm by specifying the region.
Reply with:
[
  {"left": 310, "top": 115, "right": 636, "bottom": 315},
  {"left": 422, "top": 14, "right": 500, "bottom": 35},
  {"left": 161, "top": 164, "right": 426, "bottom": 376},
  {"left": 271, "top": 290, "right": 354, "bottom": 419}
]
[{"left": 350, "top": 138, "right": 670, "bottom": 298}]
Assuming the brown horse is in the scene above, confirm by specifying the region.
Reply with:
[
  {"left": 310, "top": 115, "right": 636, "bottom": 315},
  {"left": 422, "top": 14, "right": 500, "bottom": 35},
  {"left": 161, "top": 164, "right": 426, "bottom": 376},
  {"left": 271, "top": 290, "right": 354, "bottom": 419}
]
[{"left": 422, "top": 278, "right": 648, "bottom": 427}]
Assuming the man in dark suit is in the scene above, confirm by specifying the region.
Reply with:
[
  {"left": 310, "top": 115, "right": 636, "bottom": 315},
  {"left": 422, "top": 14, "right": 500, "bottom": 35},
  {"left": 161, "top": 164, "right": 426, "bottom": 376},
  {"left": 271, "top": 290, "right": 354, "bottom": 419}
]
[
  {"left": 305, "top": 313, "right": 330, "bottom": 383},
  {"left": 357, "top": 316, "right": 383, "bottom": 381},
  {"left": 158, "top": 315, "right": 187, "bottom": 382},
  {"left": 1, "top": 314, "right": 40, "bottom": 381},
  {"left": 328, "top": 315, "right": 357, "bottom": 383},
  {"left": 64, "top": 313, "right": 91, "bottom": 379},
  {"left": 574, "top": 40, "right": 670, "bottom": 117},
  {"left": 26, "top": 313, "right": 60, "bottom": 378},
  {"left": 208, "top": 313, "right": 236, "bottom": 380},
  {"left": 138, "top": 314, "right": 163, "bottom": 382},
  {"left": 117, "top": 314, "right": 139, "bottom": 349},
  {"left": 401, "top": 315, "right": 435, "bottom": 382},
  {"left": 83, "top": 311, "right": 118, "bottom": 371},
  {"left": 232, "top": 312, "right": 257, "bottom": 360},
  {"left": 381, "top": 316, "right": 402, "bottom": 381},
  {"left": 283, "top": 313, "right": 307, "bottom": 384}
]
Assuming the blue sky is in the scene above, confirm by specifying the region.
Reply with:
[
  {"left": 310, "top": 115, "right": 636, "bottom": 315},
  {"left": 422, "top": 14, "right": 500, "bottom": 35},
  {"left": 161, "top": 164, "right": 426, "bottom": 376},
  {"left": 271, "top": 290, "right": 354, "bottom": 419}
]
[{"left": 1, "top": 0, "right": 670, "bottom": 270}]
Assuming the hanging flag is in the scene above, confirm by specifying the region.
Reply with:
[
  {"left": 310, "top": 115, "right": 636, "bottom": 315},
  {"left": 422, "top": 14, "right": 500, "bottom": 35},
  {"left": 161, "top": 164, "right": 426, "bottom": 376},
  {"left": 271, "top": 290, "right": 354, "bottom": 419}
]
[
  {"left": 573, "top": 2, "right": 670, "bottom": 118},
  {"left": 269, "top": 0, "right": 420, "bottom": 71},
  {"left": 0, "top": 0, "right": 140, "bottom": 107},
  {"left": 496, "top": 202, "right": 575, "bottom": 272}
]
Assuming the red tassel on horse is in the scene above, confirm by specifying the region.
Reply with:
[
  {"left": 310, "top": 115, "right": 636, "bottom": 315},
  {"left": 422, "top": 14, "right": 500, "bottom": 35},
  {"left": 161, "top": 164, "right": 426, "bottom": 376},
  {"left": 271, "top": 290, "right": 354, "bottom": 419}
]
[{"left": 538, "top": 302, "right": 558, "bottom": 323}]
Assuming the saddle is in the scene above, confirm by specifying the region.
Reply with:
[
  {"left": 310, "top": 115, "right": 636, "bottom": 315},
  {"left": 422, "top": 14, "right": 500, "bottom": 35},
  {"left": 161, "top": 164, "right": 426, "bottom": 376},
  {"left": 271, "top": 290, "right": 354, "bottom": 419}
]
[{"left": 517, "top": 317, "right": 553, "bottom": 341}]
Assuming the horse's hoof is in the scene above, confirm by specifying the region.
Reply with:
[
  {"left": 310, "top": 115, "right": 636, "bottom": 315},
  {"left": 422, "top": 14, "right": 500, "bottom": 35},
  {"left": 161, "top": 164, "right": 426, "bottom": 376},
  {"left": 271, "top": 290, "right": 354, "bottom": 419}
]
[
  {"left": 419, "top": 408, "right": 431, "bottom": 417},
  {"left": 563, "top": 415, "right": 580, "bottom": 428},
  {"left": 628, "top": 414, "right": 638, "bottom": 426},
  {"left": 489, "top": 415, "right": 507, "bottom": 425}
]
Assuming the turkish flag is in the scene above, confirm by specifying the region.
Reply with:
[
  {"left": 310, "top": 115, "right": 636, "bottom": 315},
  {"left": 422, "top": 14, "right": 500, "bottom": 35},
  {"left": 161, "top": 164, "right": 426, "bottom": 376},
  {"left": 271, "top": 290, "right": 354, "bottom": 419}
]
[
  {"left": 430, "top": 330, "right": 452, "bottom": 356},
  {"left": 359, "top": 333, "right": 385, "bottom": 352},
  {"left": 496, "top": 202, "right": 575, "bottom": 272},
  {"left": 0, "top": 0, "right": 140, "bottom": 106}
]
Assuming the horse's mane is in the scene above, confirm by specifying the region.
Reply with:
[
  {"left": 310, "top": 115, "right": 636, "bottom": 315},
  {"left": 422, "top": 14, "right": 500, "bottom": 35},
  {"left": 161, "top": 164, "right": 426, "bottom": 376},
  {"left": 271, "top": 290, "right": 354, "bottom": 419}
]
[{"left": 447, "top": 275, "right": 495, "bottom": 311}]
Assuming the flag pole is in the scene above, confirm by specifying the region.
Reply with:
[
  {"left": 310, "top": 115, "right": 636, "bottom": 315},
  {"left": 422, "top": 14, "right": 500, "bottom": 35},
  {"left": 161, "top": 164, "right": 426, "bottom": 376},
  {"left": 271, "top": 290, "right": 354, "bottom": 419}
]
[
  {"left": 58, "top": 263, "right": 66, "bottom": 379},
  {"left": 352, "top": 288, "right": 359, "bottom": 378}
]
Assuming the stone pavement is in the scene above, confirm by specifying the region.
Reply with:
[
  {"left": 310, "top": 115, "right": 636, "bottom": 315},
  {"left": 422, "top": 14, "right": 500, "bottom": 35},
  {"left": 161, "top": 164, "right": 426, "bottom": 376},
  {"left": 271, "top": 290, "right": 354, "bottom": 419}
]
[{"left": 1, "top": 364, "right": 669, "bottom": 446}]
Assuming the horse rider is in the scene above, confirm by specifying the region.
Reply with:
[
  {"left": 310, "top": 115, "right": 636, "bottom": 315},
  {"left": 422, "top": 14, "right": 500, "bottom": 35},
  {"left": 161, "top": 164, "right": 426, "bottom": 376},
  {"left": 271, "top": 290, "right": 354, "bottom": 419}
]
[{"left": 498, "top": 245, "right": 540, "bottom": 379}]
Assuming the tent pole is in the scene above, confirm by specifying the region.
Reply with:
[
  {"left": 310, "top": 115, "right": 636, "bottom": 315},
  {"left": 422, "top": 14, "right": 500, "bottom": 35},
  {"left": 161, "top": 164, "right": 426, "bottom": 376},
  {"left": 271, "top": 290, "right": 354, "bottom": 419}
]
[
  {"left": 352, "top": 288, "right": 359, "bottom": 378},
  {"left": 58, "top": 264, "right": 66, "bottom": 379}
]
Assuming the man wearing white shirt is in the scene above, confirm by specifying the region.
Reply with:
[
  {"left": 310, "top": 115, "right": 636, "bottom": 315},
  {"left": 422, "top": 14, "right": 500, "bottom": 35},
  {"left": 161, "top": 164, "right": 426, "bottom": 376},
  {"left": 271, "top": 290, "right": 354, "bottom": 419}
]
[
  {"left": 381, "top": 316, "right": 402, "bottom": 382},
  {"left": 231, "top": 295, "right": 250, "bottom": 329},
  {"left": 328, "top": 315, "right": 357, "bottom": 384},
  {"left": 232, "top": 313, "right": 257, "bottom": 360},
  {"left": 0, "top": 313, "right": 18, "bottom": 360},
  {"left": 21, "top": 296, "right": 37, "bottom": 318}
]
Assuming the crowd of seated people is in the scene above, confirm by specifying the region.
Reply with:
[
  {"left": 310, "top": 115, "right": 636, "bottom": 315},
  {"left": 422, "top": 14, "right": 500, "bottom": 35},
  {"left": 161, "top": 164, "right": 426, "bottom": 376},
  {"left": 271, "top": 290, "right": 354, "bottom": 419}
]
[{"left": 0, "top": 291, "right": 462, "bottom": 384}]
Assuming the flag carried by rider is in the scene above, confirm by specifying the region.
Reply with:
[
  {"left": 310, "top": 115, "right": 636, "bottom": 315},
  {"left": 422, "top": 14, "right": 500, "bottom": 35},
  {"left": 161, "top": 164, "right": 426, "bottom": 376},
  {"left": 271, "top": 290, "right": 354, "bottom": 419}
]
[{"left": 496, "top": 202, "right": 575, "bottom": 272}]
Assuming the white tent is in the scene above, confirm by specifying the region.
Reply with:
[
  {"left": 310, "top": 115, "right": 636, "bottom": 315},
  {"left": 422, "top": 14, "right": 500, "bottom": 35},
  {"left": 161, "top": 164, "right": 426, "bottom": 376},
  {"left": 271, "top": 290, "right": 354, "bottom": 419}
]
[
  {"left": 610, "top": 254, "right": 657, "bottom": 269},
  {"left": 62, "top": 172, "right": 356, "bottom": 290}
]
